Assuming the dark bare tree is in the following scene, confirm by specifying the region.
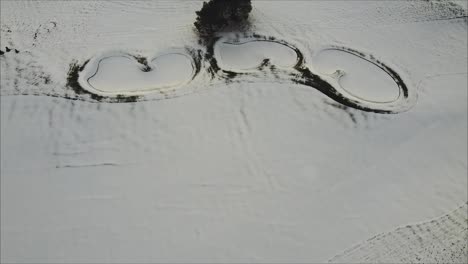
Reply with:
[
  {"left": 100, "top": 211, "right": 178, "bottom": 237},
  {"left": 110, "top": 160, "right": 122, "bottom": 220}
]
[{"left": 194, "top": 0, "right": 252, "bottom": 37}]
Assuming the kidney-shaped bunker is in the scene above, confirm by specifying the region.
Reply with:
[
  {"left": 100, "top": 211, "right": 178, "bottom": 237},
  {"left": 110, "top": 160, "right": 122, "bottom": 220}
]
[
  {"left": 213, "top": 37, "right": 300, "bottom": 72},
  {"left": 313, "top": 48, "right": 402, "bottom": 103},
  {"left": 78, "top": 51, "right": 196, "bottom": 96}
]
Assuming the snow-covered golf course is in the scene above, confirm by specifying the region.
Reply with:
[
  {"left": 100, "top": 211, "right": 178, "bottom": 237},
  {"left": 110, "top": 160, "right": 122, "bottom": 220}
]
[{"left": 1, "top": 1, "right": 467, "bottom": 263}]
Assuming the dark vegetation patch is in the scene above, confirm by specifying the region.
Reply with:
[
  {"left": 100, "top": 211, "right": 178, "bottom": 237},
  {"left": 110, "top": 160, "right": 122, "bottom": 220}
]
[
  {"left": 193, "top": 0, "right": 254, "bottom": 83},
  {"left": 115, "top": 94, "right": 139, "bottom": 103},
  {"left": 3, "top": 46, "right": 20, "bottom": 54},
  {"left": 194, "top": 0, "right": 252, "bottom": 40},
  {"left": 133, "top": 55, "right": 151, "bottom": 72},
  {"left": 66, "top": 60, "right": 90, "bottom": 95},
  {"left": 257, "top": 58, "right": 271, "bottom": 71},
  {"left": 203, "top": 36, "right": 222, "bottom": 78},
  {"left": 186, "top": 47, "right": 203, "bottom": 79},
  {"left": 42, "top": 75, "right": 51, "bottom": 84}
]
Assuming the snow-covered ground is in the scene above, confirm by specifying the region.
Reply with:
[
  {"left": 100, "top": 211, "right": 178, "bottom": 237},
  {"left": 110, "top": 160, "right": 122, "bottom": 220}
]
[{"left": 1, "top": 1, "right": 467, "bottom": 263}]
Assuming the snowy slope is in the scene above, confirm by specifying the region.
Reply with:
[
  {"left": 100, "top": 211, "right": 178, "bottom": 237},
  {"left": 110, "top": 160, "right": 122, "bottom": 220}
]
[{"left": 1, "top": 1, "right": 467, "bottom": 263}]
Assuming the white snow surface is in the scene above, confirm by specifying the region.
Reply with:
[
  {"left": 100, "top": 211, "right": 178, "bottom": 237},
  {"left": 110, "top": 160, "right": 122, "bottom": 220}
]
[{"left": 1, "top": 1, "right": 467, "bottom": 263}]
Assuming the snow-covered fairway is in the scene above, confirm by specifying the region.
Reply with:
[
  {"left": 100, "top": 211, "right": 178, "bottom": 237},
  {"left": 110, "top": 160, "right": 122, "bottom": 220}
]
[{"left": 1, "top": 1, "right": 467, "bottom": 263}]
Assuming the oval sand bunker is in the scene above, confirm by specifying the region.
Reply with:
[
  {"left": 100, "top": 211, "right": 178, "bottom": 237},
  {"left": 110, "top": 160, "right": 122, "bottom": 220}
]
[
  {"left": 79, "top": 52, "right": 195, "bottom": 96},
  {"left": 313, "top": 49, "right": 400, "bottom": 103},
  {"left": 214, "top": 38, "right": 299, "bottom": 72}
]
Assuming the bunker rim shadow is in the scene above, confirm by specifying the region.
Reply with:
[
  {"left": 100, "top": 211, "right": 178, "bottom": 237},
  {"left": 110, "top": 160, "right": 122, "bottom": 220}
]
[{"left": 66, "top": 60, "right": 140, "bottom": 103}]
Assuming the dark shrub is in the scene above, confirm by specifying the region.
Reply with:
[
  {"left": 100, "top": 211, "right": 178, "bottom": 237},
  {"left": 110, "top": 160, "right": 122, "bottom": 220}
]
[{"left": 194, "top": 0, "right": 252, "bottom": 37}]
